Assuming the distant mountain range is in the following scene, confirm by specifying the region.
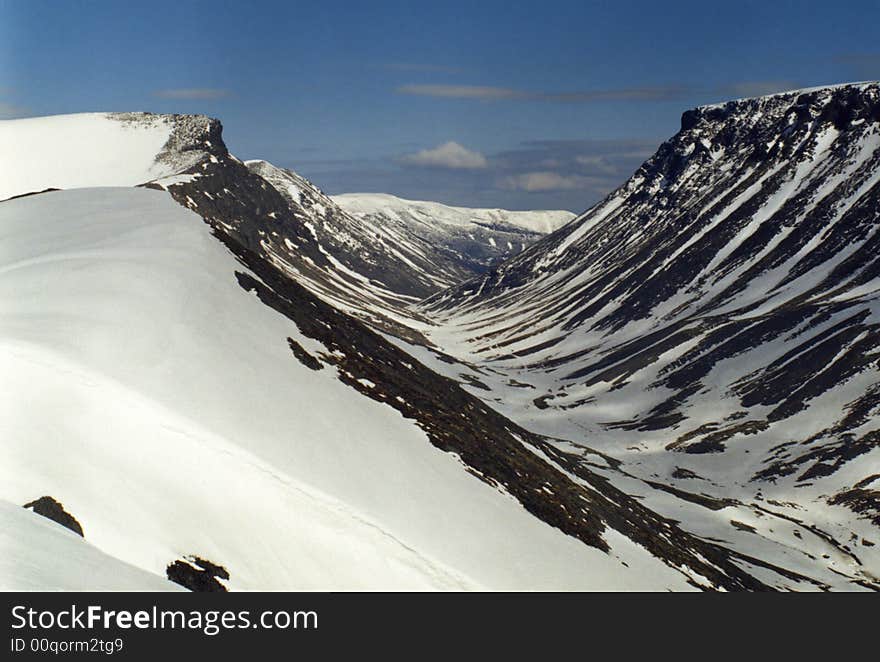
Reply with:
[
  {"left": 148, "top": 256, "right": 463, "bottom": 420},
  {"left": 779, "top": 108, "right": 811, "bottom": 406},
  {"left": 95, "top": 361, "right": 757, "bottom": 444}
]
[{"left": 335, "top": 192, "right": 573, "bottom": 282}]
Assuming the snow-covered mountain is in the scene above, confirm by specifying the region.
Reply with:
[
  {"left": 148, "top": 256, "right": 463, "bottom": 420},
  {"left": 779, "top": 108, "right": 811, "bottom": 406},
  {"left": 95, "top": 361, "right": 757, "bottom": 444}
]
[
  {"left": 422, "top": 82, "right": 880, "bottom": 589},
  {"left": 1, "top": 111, "right": 800, "bottom": 591},
  {"left": 0, "top": 112, "right": 215, "bottom": 201},
  {"left": 334, "top": 192, "right": 574, "bottom": 282}
]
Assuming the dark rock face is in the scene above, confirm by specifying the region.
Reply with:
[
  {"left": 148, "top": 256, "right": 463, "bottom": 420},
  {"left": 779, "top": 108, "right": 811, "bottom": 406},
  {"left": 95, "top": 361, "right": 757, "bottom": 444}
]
[
  {"left": 166, "top": 556, "right": 229, "bottom": 592},
  {"left": 287, "top": 337, "right": 323, "bottom": 370},
  {"left": 829, "top": 486, "right": 880, "bottom": 527},
  {"left": 23, "top": 497, "right": 84, "bottom": 537}
]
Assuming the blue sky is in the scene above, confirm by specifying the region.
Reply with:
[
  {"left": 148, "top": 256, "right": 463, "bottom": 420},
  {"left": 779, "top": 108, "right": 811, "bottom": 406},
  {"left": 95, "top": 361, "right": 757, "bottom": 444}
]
[{"left": 1, "top": 0, "right": 879, "bottom": 211}]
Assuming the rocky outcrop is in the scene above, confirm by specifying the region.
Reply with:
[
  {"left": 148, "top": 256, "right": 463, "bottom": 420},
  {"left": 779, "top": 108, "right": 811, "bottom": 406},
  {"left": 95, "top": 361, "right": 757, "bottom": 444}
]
[
  {"left": 23, "top": 496, "right": 84, "bottom": 537},
  {"left": 166, "top": 556, "right": 229, "bottom": 592}
]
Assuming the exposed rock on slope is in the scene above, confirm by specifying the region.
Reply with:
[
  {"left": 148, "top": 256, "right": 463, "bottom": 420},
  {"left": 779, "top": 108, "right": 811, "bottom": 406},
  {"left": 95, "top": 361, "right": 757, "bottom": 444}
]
[
  {"left": 166, "top": 556, "right": 230, "bottom": 592},
  {"left": 23, "top": 496, "right": 84, "bottom": 537}
]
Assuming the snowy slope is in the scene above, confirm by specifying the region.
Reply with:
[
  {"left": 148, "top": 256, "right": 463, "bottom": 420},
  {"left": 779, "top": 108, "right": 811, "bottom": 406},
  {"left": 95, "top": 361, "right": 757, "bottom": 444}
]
[
  {"left": 420, "top": 82, "right": 880, "bottom": 589},
  {"left": 0, "top": 186, "right": 717, "bottom": 591},
  {"left": 0, "top": 500, "right": 183, "bottom": 591}
]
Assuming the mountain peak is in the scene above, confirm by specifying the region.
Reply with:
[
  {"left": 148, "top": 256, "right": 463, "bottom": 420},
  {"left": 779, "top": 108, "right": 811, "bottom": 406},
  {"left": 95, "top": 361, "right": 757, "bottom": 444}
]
[
  {"left": 0, "top": 111, "right": 226, "bottom": 201},
  {"left": 683, "top": 80, "right": 880, "bottom": 131}
]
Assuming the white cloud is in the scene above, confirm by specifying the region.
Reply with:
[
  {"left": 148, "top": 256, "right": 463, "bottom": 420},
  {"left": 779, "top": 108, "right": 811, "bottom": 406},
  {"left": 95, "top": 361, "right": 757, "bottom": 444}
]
[
  {"left": 574, "top": 155, "right": 617, "bottom": 175},
  {"left": 397, "top": 84, "right": 691, "bottom": 102},
  {"left": 499, "top": 171, "right": 595, "bottom": 192},
  {"left": 397, "top": 85, "right": 523, "bottom": 100},
  {"left": 154, "top": 88, "right": 230, "bottom": 100},
  {"left": 400, "top": 141, "right": 488, "bottom": 170}
]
